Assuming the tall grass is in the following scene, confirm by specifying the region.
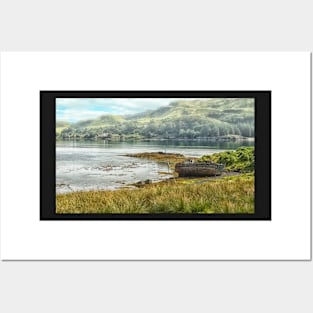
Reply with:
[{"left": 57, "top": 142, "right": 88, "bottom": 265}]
[{"left": 56, "top": 175, "right": 254, "bottom": 214}]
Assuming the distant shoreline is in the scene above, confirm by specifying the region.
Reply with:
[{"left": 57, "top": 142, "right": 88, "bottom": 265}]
[
  {"left": 56, "top": 136, "right": 255, "bottom": 142},
  {"left": 141, "top": 136, "right": 254, "bottom": 142}
]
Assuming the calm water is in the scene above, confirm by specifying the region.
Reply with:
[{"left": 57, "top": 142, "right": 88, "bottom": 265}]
[{"left": 56, "top": 139, "right": 253, "bottom": 194}]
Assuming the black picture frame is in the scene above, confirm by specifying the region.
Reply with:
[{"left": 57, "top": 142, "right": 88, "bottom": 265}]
[{"left": 40, "top": 91, "right": 271, "bottom": 220}]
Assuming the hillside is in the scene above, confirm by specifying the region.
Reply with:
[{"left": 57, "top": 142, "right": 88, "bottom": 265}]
[
  {"left": 74, "top": 114, "right": 126, "bottom": 128},
  {"left": 57, "top": 98, "right": 254, "bottom": 140},
  {"left": 130, "top": 98, "right": 253, "bottom": 121}
]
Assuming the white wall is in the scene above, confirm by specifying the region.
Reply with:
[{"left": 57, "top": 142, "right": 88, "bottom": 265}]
[{"left": 0, "top": 1, "right": 312, "bottom": 312}]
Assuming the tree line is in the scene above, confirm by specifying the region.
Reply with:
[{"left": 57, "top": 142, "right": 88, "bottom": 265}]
[{"left": 57, "top": 116, "right": 254, "bottom": 140}]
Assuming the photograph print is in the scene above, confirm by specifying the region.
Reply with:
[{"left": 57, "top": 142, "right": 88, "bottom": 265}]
[{"left": 54, "top": 94, "right": 258, "bottom": 217}]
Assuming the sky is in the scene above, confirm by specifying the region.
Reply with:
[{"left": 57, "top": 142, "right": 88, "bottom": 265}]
[{"left": 56, "top": 98, "right": 196, "bottom": 123}]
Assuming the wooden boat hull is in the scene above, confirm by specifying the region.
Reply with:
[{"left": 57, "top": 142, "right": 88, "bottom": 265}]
[{"left": 175, "top": 163, "right": 223, "bottom": 177}]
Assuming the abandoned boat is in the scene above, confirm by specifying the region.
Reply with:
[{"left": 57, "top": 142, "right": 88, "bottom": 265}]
[{"left": 175, "top": 160, "right": 225, "bottom": 177}]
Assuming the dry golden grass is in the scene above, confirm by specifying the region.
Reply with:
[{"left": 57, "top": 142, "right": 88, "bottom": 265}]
[
  {"left": 124, "top": 152, "right": 194, "bottom": 170},
  {"left": 56, "top": 175, "right": 254, "bottom": 214}
]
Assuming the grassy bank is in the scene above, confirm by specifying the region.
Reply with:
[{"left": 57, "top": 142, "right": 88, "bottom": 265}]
[
  {"left": 56, "top": 174, "right": 254, "bottom": 214},
  {"left": 124, "top": 152, "right": 192, "bottom": 170},
  {"left": 125, "top": 147, "right": 255, "bottom": 173}
]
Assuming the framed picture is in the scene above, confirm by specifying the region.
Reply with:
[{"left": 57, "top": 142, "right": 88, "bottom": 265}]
[
  {"left": 40, "top": 90, "right": 271, "bottom": 220},
  {"left": 2, "top": 52, "right": 309, "bottom": 260}
]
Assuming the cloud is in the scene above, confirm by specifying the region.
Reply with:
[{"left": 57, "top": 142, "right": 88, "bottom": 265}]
[{"left": 57, "top": 109, "right": 107, "bottom": 122}]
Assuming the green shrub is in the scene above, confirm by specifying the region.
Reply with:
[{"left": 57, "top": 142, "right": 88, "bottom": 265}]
[{"left": 199, "top": 146, "right": 254, "bottom": 172}]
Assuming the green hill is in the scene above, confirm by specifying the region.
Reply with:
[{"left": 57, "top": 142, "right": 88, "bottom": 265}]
[
  {"left": 131, "top": 98, "right": 253, "bottom": 121},
  {"left": 57, "top": 99, "right": 254, "bottom": 140},
  {"left": 74, "top": 114, "right": 125, "bottom": 128}
]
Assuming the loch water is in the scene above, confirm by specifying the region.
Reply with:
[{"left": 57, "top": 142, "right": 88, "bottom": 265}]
[{"left": 56, "top": 139, "right": 253, "bottom": 194}]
